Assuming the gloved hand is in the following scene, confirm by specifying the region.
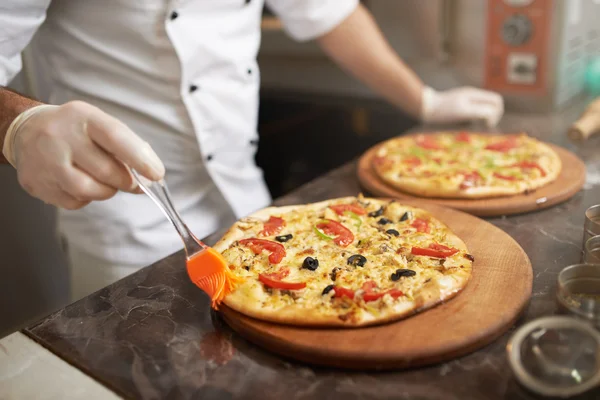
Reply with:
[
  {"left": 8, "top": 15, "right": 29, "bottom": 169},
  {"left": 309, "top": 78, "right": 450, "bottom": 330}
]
[
  {"left": 2, "top": 101, "right": 165, "bottom": 210},
  {"left": 421, "top": 86, "right": 504, "bottom": 127}
]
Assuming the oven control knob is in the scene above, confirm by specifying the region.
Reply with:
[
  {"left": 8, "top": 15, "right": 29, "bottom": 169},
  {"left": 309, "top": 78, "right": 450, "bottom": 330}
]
[{"left": 501, "top": 14, "right": 533, "bottom": 46}]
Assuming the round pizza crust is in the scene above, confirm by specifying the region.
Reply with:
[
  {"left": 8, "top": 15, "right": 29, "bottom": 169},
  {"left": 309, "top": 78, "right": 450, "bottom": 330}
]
[
  {"left": 213, "top": 197, "right": 472, "bottom": 328},
  {"left": 372, "top": 133, "right": 562, "bottom": 199}
]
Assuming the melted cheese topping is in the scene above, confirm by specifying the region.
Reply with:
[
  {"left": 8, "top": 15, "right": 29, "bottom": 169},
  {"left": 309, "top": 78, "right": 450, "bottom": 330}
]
[{"left": 221, "top": 197, "right": 472, "bottom": 323}]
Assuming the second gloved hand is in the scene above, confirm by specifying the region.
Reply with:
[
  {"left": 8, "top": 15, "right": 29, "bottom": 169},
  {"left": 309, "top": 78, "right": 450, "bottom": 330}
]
[
  {"left": 2, "top": 101, "right": 165, "bottom": 210},
  {"left": 421, "top": 86, "right": 504, "bottom": 127}
]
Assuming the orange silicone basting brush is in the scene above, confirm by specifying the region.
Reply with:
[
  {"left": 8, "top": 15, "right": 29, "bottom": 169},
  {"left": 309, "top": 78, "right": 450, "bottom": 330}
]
[{"left": 130, "top": 169, "right": 240, "bottom": 308}]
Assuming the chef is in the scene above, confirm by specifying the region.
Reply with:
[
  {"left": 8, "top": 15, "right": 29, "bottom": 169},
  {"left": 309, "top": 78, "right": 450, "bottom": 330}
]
[{"left": 0, "top": 0, "right": 503, "bottom": 301}]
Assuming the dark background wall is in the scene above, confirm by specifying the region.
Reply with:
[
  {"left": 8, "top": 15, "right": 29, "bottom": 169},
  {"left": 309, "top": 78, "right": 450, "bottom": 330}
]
[{"left": 257, "top": 92, "right": 415, "bottom": 198}]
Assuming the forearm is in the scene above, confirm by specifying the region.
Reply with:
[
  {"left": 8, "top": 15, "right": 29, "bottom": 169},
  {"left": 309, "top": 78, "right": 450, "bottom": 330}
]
[
  {"left": 0, "top": 86, "right": 42, "bottom": 164},
  {"left": 316, "top": 4, "right": 424, "bottom": 119}
]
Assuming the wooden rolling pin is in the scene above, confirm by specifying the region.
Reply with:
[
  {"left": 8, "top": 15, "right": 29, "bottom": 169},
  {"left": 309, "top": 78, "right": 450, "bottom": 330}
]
[{"left": 568, "top": 97, "right": 600, "bottom": 142}]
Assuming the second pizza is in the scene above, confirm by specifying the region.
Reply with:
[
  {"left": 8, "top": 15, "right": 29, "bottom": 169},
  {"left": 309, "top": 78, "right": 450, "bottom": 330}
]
[{"left": 372, "top": 132, "right": 561, "bottom": 199}]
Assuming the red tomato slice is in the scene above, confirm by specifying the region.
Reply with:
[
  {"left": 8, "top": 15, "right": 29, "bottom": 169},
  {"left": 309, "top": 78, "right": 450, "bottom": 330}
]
[
  {"left": 361, "top": 281, "right": 384, "bottom": 302},
  {"left": 268, "top": 268, "right": 290, "bottom": 280},
  {"left": 316, "top": 220, "right": 354, "bottom": 247},
  {"left": 361, "top": 281, "right": 378, "bottom": 292},
  {"left": 329, "top": 204, "right": 366, "bottom": 216},
  {"left": 459, "top": 171, "right": 482, "bottom": 190},
  {"left": 239, "top": 238, "right": 286, "bottom": 264},
  {"left": 512, "top": 161, "right": 547, "bottom": 177},
  {"left": 485, "top": 137, "right": 518, "bottom": 152},
  {"left": 363, "top": 291, "right": 386, "bottom": 302},
  {"left": 363, "top": 290, "right": 404, "bottom": 302},
  {"left": 411, "top": 218, "right": 430, "bottom": 233},
  {"left": 387, "top": 289, "right": 404, "bottom": 299},
  {"left": 259, "top": 216, "right": 285, "bottom": 236},
  {"left": 493, "top": 172, "right": 518, "bottom": 181},
  {"left": 259, "top": 272, "right": 306, "bottom": 290},
  {"left": 429, "top": 243, "right": 457, "bottom": 252},
  {"left": 333, "top": 287, "right": 355, "bottom": 299},
  {"left": 361, "top": 281, "right": 404, "bottom": 302},
  {"left": 416, "top": 136, "right": 444, "bottom": 150},
  {"left": 456, "top": 132, "right": 471, "bottom": 143},
  {"left": 411, "top": 243, "right": 459, "bottom": 258},
  {"left": 402, "top": 156, "right": 422, "bottom": 167},
  {"left": 373, "top": 156, "right": 390, "bottom": 167}
]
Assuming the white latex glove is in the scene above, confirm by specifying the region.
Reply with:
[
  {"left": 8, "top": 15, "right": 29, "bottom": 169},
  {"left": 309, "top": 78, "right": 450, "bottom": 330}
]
[
  {"left": 2, "top": 101, "right": 165, "bottom": 210},
  {"left": 421, "top": 86, "right": 504, "bottom": 127}
]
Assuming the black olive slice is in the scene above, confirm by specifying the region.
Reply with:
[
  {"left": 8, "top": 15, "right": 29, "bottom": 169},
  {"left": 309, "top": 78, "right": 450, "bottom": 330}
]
[
  {"left": 378, "top": 218, "right": 392, "bottom": 225},
  {"left": 347, "top": 254, "right": 367, "bottom": 267},
  {"left": 400, "top": 212, "right": 411, "bottom": 222},
  {"left": 386, "top": 229, "right": 400, "bottom": 236},
  {"left": 464, "top": 254, "right": 475, "bottom": 262},
  {"left": 322, "top": 284, "right": 335, "bottom": 295},
  {"left": 275, "top": 234, "right": 293, "bottom": 243},
  {"left": 302, "top": 257, "right": 319, "bottom": 271},
  {"left": 391, "top": 269, "right": 416, "bottom": 281},
  {"left": 368, "top": 206, "right": 384, "bottom": 218}
]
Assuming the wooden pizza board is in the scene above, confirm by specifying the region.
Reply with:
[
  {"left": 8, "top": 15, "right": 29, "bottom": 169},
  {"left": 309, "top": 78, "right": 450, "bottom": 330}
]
[
  {"left": 220, "top": 202, "right": 533, "bottom": 370},
  {"left": 357, "top": 141, "right": 585, "bottom": 217}
]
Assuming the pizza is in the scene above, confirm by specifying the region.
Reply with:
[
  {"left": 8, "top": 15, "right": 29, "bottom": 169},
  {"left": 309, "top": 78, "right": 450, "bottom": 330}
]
[
  {"left": 371, "top": 132, "right": 562, "bottom": 199},
  {"left": 213, "top": 196, "right": 473, "bottom": 327}
]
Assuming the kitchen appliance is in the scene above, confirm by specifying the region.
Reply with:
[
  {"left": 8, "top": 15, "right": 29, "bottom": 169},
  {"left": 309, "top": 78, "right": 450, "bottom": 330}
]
[
  {"left": 480, "top": 0, "right": 599, "bottom": 112},
  {"left": 259, "top": 0, "right": 600, "bottom": 113}
]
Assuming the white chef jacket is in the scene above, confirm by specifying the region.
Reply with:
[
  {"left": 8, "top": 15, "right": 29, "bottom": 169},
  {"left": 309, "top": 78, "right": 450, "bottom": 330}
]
[{"left": 0, "top": 0, "right": 359, "bottom": 266}]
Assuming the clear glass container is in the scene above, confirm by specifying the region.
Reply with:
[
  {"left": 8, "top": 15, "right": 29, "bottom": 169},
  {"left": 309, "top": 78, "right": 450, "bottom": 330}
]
[
  {"left": 557, "top": 264, "right": 600, "bottom": 325},
  {"left": 507, "top": 316, "right": 600, "bottom": 398},
  {"left": 582, "top": 205, "right": 600, "bottom": 259},
  {"left": 584, "top": 236, "right": 600, "bottom": 265}
]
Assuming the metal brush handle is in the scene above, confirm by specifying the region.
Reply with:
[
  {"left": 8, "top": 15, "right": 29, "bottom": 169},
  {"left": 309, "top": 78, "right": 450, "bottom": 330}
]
[{"left": 130, "top": 169, "right": 205, "bottom": 258}]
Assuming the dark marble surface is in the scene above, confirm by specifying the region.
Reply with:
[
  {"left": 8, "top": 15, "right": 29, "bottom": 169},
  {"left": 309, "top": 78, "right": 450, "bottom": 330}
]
[{"left": 24, "top": 99, "right": 600, "bottom": 400}]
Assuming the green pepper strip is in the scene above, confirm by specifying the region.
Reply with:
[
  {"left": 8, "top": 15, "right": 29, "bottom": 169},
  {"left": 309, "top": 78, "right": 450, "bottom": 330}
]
[
  {"left": 344, "top": 211, "right": 362, "bottom": 228},
  {"left": 314, "top": 224, "right": 335, "bottom": 240},
  {"left": 484, "top": 157, "right": 496, "bottom": 169},
  {"left": 408, "top": 147, "right": 426, "bottom": 158}
]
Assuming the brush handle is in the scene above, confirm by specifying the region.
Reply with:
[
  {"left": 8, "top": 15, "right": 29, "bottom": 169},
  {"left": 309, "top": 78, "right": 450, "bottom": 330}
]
[{"left": 130, "top": 170, "right": 205, "bottom": 258}]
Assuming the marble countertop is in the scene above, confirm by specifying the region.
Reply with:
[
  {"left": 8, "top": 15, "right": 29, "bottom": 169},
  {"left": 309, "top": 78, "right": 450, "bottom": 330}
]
[{"left": 21, "top": 99, "right": 600, "bottom": 400}]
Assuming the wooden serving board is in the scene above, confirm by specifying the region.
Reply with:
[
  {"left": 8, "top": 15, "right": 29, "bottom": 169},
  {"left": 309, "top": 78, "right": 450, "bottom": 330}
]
[
  {"left": 220, "top": 202, "right": 533, "bottom": 370},
  {"left": 357, "top": 141, "right": 585, "bottom": 217}
]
